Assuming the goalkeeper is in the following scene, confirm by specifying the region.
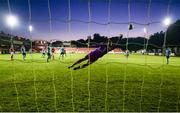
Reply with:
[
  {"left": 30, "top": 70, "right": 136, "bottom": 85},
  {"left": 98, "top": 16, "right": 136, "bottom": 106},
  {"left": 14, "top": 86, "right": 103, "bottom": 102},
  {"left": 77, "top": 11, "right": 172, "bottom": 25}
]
[{"left": 68, "top": 35, "right": 123, "bottom": 70}]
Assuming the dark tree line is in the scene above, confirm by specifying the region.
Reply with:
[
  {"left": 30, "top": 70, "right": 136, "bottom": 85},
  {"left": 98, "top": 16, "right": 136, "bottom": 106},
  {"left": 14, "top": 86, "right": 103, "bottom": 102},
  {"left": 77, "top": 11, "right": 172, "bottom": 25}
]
[{"left": 166, "top": 20, "right": 180, "bottom": 47}]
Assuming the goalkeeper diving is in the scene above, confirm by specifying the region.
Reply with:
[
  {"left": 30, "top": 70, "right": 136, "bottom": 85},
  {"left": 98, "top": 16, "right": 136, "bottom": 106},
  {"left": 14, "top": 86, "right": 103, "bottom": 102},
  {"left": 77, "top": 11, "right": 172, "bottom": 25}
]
[{"left": 68, "top": 34, "right": 123, "bottom": 70}]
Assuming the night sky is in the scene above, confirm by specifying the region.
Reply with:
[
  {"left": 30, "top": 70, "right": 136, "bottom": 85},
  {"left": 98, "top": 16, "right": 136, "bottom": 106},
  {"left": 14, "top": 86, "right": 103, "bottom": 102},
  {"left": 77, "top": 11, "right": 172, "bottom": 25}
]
[{"left": 0, "top": 0, "right": 180, "bottom": 41}]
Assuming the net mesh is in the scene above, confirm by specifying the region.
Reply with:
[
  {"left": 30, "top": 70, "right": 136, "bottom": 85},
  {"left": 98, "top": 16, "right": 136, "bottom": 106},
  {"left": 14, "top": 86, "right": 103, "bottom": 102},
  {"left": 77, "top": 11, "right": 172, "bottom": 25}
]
[
  {"left": 68, "top": 0, "right": 75, "bottom": 111},
  {"left": 0, "top": 0, "right": 179, "bottom": 112},
  {"left": 7, "top": 0, "right": 21, "bottom": 111},
  {"left": 87, "top": 0, "right": 91, "bottom": 111},
  {"left": 27, "top": 0, "right": 39, "bottom": 111}
]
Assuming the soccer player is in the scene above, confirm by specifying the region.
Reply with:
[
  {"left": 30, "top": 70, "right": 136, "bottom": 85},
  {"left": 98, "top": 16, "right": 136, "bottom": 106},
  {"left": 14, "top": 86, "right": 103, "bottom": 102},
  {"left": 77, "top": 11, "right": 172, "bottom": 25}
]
[
  {"left": 165, "top": 48, "right": 171, "bottom": 64},
  {"left": 47, "top": 44, "right": 51, "bottom": 62},
  {"left": 21, "top": 45, "right": 26, "bottom": 60},
  {"left": 9, "top": 45, "right": 15, "bottom": 61},
  {"left": 59, "top": 46, "right": 65, "bottom": 59},
  {"left": 125, "top": 49, "right": 129, "bottom": 59},
  {"left": 41, "top": 48, "right": 46, "bottom": 58},
  {"left": 68, "top": 35, "right": 123, "bottom": 70},
  {"left": 51, "top": 47, "right": 55, "bottom": 60}
]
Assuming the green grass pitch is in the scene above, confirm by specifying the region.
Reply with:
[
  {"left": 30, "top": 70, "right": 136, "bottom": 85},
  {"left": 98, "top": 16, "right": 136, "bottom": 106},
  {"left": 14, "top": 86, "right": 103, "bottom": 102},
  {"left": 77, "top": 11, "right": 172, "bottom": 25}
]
[{"left": 0, "top": 53, "right": 180, "bottom": 112}]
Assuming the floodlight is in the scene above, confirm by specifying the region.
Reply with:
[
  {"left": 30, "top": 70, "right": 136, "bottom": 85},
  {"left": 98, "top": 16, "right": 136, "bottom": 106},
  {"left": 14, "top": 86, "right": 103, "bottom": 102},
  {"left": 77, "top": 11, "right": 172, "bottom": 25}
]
[
  {"left": 29, "top": 25, "right": 33, "bottom": 32},
  {"left": 143, "top": 27, "right": 147, "bottom": 33},
  {"left": 5, "top": 14, "right": 19, "bottom": 28},
  {"left": 163, "top": 17, "right": 172, "bottom": 26}
]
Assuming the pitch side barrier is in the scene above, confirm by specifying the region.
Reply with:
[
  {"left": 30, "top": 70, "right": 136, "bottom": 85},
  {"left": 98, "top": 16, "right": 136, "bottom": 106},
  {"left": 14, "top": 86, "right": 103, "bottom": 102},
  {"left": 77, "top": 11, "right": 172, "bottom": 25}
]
[{"left": 63, "top": 47, "right": 122, "bottom": 54}]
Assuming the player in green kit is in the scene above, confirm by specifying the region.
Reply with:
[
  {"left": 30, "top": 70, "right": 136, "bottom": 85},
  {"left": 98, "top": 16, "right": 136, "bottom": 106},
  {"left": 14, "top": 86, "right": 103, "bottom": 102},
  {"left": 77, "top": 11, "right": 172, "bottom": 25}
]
[
  {"left": 165, "top": 48, "right": 171, "bottom": 64},
  {"left": 21, "top": 45, "right": 26, "bottom": 60}
]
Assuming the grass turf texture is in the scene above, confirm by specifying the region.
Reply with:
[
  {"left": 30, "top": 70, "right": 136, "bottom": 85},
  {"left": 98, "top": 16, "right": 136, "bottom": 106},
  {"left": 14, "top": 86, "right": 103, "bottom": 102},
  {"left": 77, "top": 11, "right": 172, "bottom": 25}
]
[{"left": 0, "top": 53, "right": 180, "bottom": 112}]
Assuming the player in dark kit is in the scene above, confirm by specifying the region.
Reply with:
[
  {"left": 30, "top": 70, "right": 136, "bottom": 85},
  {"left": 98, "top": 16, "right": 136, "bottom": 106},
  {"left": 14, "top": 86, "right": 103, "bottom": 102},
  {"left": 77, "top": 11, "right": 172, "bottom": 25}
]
[
  {"left": 9, "top": 45, "right": 15, "bottom": 61},
  {"left": 68, "top": 35, "right": 123, "bottom": 70},
  {"left": 47, "top": 45, "right": 51, "bottom": 62}
]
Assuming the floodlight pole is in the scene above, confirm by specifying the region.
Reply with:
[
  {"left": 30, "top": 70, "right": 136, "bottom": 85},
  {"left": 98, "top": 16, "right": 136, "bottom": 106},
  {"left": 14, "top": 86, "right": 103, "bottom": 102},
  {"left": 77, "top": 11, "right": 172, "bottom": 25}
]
[
  {"left": 5, "top": 15, "right": 19, "bottom": 49},
  {"left": 163, "top": 28, "right": 168, "bottom": 55},
  {"left": 143, "top": 27, "right": 147, "bottom": 50},
  {"left": 162, "top": 17, "right": 171, "bottom": 55},
  {"left": 29, "top": 26, "right": 33, "bottom": 54},
  {"left": 10, "top": 27, "right": 14, "bottom": 49}
]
